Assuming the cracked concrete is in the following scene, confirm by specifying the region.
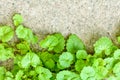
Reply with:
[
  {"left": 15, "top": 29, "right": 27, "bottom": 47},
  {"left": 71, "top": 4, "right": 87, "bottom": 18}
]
[{"left": 0, "top": 0, "right": 120, "bottom": 52}]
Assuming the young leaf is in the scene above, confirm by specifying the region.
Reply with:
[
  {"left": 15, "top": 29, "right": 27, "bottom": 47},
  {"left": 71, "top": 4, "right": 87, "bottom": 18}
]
[
  {"left": 94, "top": 37, "right": 115, "bottom": 56},
  {"left": 94, "top": 66, "right": 108, "bottom": 80},
  {"left": 0, "top": 26, "right": 14, "bottom": 42},
  {"left": 53, "top": 33, "right": 65, "bottom": 53},
  {"left": 113, "top": 49, "right": 120, "bottom": 60},
  {"left": 113, "top": 62, "right": 120, "bottom": 77},
  {"left": 92, "top": 58, "right": 105, "bottom": 67},
  {"left": 58, "top": 52, "right": 74, "bottom": 68},
  {"left": 35, "top": 66, "right": 52, "bottom": 80},
  {"left": 16, "top": 25, "right": 38, "bottom": 44},
  {"left": 0, "top": 45, "right": 14, "bottom": 61},
  {"left": 75, "top": 59, "right": 86, "bottom": 72},
  {"left": 21, "top": 52, "right": 31, "bottom": 68},
  {"left": 44, "top": 59, "right": 55, "bottom": 69},
  {"left": 40, "top": 52, "right": 55, "bottom": 69},
  {"left": 80, "top": 66, "right": 95, "bottom": 80},
  {"left": 56, "top": 70, "right": 80, "bottom": 80},
  {"left": 13, "top": 14, "right": 23, "bottom": 26},
  {"left": 39, "top": 35, "right": 58, "bottom": 51},
  {"left": 16, "top": 42, "right": 30, "bottom": 54},
  {"left": 21, "top": 52, "right": 41, "bottom": 68},
  {"left": 15, "top": 70, "right": 24, "bottom": 80},
  {"left": 104, "top": 57, "right": 116, "bottom": 70},
  {"left": 16, "top": 25, "right": 28, "bottom": 39},
  {"left": 30, "top": 52, "right": 41, "bottom": 67},
  {"left": 76, "top": 50, "right": 88, "bottom": 59},
  {"left": 66, "top": 34, "right": 85, "bottom": 54}
]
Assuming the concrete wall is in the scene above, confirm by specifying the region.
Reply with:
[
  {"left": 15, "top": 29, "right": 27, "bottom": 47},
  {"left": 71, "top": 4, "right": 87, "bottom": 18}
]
[{"left": 0, "top": 0, "right": 120, "bottom": 52}]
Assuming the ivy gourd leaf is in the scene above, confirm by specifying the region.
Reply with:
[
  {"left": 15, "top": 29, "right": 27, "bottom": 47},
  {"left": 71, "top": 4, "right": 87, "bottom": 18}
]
[
  {"left": 113, "top": 62, "right": 120, "bottom": 77},
  {"left": 13, "top": 14, "right": 23, "bottom": 26},
  {"left": 21, "top": 52, "right": 31, "bottom": 68},
  {"left": 16, "top": 25, "right": 38, "bottom": 44},
  {"left": 21, "top": 52, "right": 41, "bottom": 68},
  {"left": 94, "top": 37, "right": 116, "bottom": 56},
  {"left": 53, "top": 33, "right": 65, "bottom": 53},
  {"left": 75, "top": 59, "right": 86, "bottom": 72},
  {"left": 30, "top": 52, "right": 41, "bottom": 67},
  {"left": 0, "top": 26, "right": 14, "bottom": 42},
  {"left": 16, "top": 25, "right": 28, "bottom": 39},
  {"left": 76, "top": 50, "right": 88, "bottom": 59},
  {"left": 94, "top": 66, "right": 108, "bottom": 80},
  {"left": 44, "top": 59, "right": 55, "bottom": 69},
  {"left": 40, "top": 52, "right": 55, "bottom": 69},
  {"left": 0, "top": 45, "right": 14, "bottom": 61},
  {"left": 113, "top": 49, "right": 120, "bottom": 60},
  {"left": 58, "top": 52, "right": 74, "bottom": 68},
  {"left": 16, "top": 42, "right": 30, "bottom": 54},
  {"left": 35, "top": 66, "right": 52, "bottom": 80},
  {"left": 15, "top": 70, "right": 24, "bottom": 80},
  {"left": 56, "top": 70, "right": 80, "bottom": 80},
  {"left": 80, "top": 66, "right": 95, "bottom": 80},
  {"left": 39, "top": 35, "right": 58, "bottom": 51},
  {"left": 104, "top": 57, "right": 116, "bottom": 70},
  {"left": 92, "top": 58, "right": 105, "bottom": 68},
  {"left": 6, "top": 71, "right": 14, "bottom": 78},
  {"left": 40, "top": 52, "right": 53, "bottom": 62},
  {"left": 66, "top": 34, "right": 85, "bottom": 54}
]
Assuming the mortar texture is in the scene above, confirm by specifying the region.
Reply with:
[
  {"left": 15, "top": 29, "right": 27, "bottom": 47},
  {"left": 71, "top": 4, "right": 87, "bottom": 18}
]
[{"left": 0, "top": 0, "right": 120, "bottom": 52}]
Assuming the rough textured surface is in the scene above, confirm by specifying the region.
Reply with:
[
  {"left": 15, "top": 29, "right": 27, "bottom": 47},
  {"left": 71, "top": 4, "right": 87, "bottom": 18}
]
[{"left": 0, "top": 0, "right": 120, "bottom": 52}]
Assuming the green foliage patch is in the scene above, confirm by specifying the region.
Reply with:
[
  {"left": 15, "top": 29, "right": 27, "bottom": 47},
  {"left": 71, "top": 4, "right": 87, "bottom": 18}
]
[{"left": 0, "top": 14, "right": 120, "bottom": 80}]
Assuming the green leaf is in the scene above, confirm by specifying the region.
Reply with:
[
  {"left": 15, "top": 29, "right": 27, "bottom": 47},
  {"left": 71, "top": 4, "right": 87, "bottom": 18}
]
[
  {"left": 16, "top": 25, "right": 38, "bottom": 44},
  {"left": 15, "top": 70, "right": 24, "bottom": 80},
  {"left": 13, "top": 14, "right": 23, "bottom": 26},
  {"left": 5, "top": 71, "right": 13, "bottom": 78},
  {"left": 104, "top": 57, "right": 116, "bottom": 70},
  {"left": 21, "top": 52, "right": 31, "bottom": 68},
  {"left": 16, "top": 42, "right": 30, "bottom": 54},
  {"left": 35, "top": 66, "right": 52, "bottom": 80},
  {"left": 113, "top": 49, "right": 120, "bottom": 60},
  {"left": 94, "top": 37, "right": 115, "bottom": 56},
  {"left": 92, "top": 58, "right": 105, "bottom": 67},
  {"left": 40, "top": 52, "right": 53, "bottom": 62},
  {"left": 94, "top": 66, "right": 108, "bottom": 80},
  {"left": 0, "top": 26, "right": 14, "bottom": 42},
  {"left": 75, "top": 59, "right": 86, "bottom": 72},
  {"left": 44, "top": 59, "right": 55, "bottom": 69},
  {"left": 80, "top": 66, "right": 95, "bottom": 80},
  {"left": 56, "top": 70, "right": 80, "bottom": 80},
  {"left": 40, "top": 52, "right": 55, "bottom": 69},
  {"left": 21, "top": 52, "right": 41, "bottom": 68},
  {"left": 0, "top": 46, "right": 14, "bottom": 61},
  {"left": 53, "top": 33, "right": 65, "bottom": 53},
  {"left": 58, "top": 52, "right": 74, "bottom": 68},
  {"left": 16, "top": 25, "right": 28, "bottom": 39},
  {"left": 30, "top": 52, "right": 41, "bottom": 67},
  {"left": 113, "top": 62, "right": 120, "bottom": 77},
  {"left": 40, "top": 35, "right": 58, "bottom": 51},
  {"left": 76, "top": 50, "right": 88, "bottom": 59},
  {"left": 66, "top": 34, "right": 85, "bottom": 54}
]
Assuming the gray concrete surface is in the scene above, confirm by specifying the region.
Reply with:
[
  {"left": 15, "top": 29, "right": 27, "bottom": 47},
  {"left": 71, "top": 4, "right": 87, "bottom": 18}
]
[{"left": 0, "top": 0, "right": 120, "bottom": 52}]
